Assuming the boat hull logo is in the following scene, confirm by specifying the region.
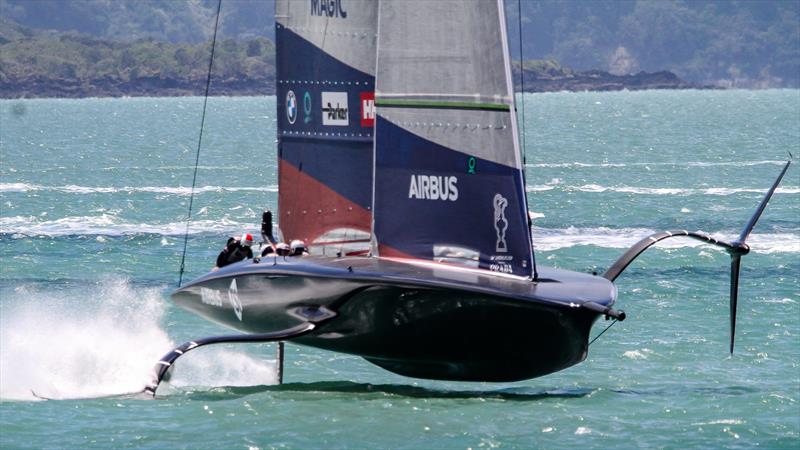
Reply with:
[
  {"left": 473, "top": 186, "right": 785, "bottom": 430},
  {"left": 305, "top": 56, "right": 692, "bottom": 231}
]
[
  {"left": 322, "top": 92, "right": 349, "bottom": 126},
  {"left": 286, "top": 90, "right": 298, "bottom": 124},
  {"left": 493, "top": 193, "right": 508, "bottom": 252},
  {"left": 200, "top": 287, "right": 223, "bottom": 307},
  {"left": 228, "top": 278, "right": 243, "bottom": 321}
]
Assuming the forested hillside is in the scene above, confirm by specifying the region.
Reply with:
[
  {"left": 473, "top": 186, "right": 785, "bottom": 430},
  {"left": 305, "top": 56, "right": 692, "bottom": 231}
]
[
  {"left": 505, "top": 0, "right": 800, "bottom": 88},
  {"left": 0, "top": 17, "right": 275, "bottom": 97},
  {"left": 1, "top": 0, "right": 797, "bottom": 93},
  {"left": 0, "top": 0, "right": 273, "bottom": 43}
]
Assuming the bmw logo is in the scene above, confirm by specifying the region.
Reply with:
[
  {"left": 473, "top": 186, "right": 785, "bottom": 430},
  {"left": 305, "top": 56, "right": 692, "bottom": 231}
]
[{"left": 286, "top": 90, "right": 297, "bottom": 124}]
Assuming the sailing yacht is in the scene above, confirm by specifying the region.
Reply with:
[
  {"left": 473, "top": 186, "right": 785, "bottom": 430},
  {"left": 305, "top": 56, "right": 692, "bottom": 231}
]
[{"left": 146, "top": 0, "right": 789, "bottom": 394}]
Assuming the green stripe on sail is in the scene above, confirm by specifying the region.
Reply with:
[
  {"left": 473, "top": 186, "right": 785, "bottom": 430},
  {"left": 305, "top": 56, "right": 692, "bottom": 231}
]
[{"left": 375, "top": 99, "right": 510, "bottom": 111}]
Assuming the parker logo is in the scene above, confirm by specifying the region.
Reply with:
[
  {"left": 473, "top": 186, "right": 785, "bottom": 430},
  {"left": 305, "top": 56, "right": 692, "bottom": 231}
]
[
  {"left": 408, "top": 175, "right": 458, "bottom": 201},
  {"left": 322, "top": 92, "right": 349, "bottom": 126},
  {"left": 360, "top": 92, "right": 375, "bottom": 127}
]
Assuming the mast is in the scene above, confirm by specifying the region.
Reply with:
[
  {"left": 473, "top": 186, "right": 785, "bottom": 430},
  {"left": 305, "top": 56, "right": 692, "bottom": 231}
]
[{"left": 497, "top": 0, "right": 537, "bottom": 279}]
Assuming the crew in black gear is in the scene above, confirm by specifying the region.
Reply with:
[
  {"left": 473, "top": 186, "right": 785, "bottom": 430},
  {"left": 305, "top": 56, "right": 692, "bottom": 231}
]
[
  {"left": 216, "top": 235, "right": 254, "bottom": 268},
  {"left": 261, "top": 209, "right": 276, "bottom": 245}
]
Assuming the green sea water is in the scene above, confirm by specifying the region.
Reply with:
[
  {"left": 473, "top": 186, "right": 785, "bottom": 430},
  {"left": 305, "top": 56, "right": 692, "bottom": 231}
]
[{"left": 0, "top": 90, "right": 798, "bottom": 449}]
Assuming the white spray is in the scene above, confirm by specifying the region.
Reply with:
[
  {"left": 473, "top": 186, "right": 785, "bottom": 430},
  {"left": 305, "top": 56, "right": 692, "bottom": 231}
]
[{"left": 0, "top": 278, "right": 277, "bottom": 401}]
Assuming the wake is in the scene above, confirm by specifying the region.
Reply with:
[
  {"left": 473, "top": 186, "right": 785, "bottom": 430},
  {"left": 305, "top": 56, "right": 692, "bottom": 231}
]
[{"left": 0, "top": 278, "right": 278, "bottom": 401}]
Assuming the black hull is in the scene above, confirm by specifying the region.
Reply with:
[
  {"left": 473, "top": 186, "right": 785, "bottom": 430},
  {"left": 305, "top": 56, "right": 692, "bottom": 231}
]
[
  {"left": 299, "top": 286, "right": 596, "bottom": 381},
  {"left": 172, "top": 256, "right": 615, "bottom": 381}
]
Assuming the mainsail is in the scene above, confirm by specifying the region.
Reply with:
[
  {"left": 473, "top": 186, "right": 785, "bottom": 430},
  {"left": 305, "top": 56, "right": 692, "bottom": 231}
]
[
  {"left": 275, "top": 0, "right": 377, "bottom": 254},
  {"left": 371, "top": 0, "right": 534, "bottom": 277}
]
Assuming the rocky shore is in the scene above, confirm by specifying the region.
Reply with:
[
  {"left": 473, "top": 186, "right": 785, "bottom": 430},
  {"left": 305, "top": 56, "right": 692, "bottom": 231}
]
[
  {"left": 520, "top": 69, "right": 710, "bottom": 92},
  {"left": 0, "top": 66, "right": 708, "bottom": 99},
  {"left": 0, "top": 75, "right": 274, "bottom": 99}
]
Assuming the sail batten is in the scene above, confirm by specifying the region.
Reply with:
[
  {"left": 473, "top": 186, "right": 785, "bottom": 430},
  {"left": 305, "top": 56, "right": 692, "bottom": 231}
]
[{"left": 376, "top": 99, "right": 511, "bottom": 111}]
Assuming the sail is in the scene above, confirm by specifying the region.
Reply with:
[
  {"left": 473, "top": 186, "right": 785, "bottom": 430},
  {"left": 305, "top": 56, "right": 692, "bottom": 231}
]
[
  {"left": 372, "top": 0, "right": 534, "bottom": 277},
  {"left": 275, "top": 0, "right": 377, "bottom": 254}
]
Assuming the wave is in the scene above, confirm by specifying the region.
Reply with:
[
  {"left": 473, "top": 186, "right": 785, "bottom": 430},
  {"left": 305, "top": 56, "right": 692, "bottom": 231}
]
[
  {"left": 99, "top": 165, "right": 245, "bottom": 171},
  {"left": 0, "top": 214, "right": 249, "bottom": 236},
  {"left": 1, "top": 215, "right": 796, "bottom": 254},
  {"left": 525, "top": 160, "right": 787, "bottom": 168},
  {"left": 1, "top": 165, "right": 252, "bottom": 174},
  {"left": 526, "top": 184, "right": 799, "bottom": 195},
  {"left": 4, "top": 182, "right": 796, "bottom": 197},
  {"left": 531, "top": 226, "right": 799, "bottom": 254},
  {"left": 0, "top": 183, "right": 278, "bottom": 195},
  {"left": 0, "top": 277, "right": 278, "bottom": 401}
]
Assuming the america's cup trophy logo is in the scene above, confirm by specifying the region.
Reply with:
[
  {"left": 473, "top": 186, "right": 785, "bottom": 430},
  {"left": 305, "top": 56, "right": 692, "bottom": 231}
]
[{"left": 493, "top": 193, "right": 508, "bottom": 252}]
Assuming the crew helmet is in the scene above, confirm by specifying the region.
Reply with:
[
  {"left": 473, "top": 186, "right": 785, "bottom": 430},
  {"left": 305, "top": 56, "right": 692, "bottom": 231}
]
[
  {"left": 240, "top": 233, "right": 254, "bottom": 247},
  {"left": 290, "top": 239, "right": 306, "bottom": 255},
  {"left": 276, "top": 242, "right": 291, "bottom": 256}
]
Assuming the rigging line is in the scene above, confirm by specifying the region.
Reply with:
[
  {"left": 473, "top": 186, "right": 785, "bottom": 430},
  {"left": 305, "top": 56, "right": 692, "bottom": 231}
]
[
  {"left": 515, "top": 0, "right": 538, "bottom": 281},
  {"left": 589, "top": 319, "right": 619, "bottom": 346},
  {"left": 516, "top": 0, "right": 527, "bottom": 162},
  {"left": 178, "top": 0, "right": 223, "bottom": 287}
]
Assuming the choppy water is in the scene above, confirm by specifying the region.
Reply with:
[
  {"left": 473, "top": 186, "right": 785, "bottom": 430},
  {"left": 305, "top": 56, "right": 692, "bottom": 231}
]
[{"left": 1, "top": 90, "right": 798, "bottom": 449}]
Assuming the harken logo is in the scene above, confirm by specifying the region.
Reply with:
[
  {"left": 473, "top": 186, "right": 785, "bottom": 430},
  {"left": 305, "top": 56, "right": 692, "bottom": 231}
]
[
  {"left": 360, "top": 92, "right": 375, "bottom": 127},
  {"left": 286, "top": 90, "right": 297, "bottom": 124},
  {"left": 322, "top": 92, "right": 348, "bottom": 126}
]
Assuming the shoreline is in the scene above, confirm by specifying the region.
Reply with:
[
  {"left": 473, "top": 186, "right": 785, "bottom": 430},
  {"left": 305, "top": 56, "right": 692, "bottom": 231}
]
[
  {"left": 0, "top": 84, "right": 718, "bottom": 100},
  {"left": 0, "top": 69, "right": 719, "bottom": 99},
  {"left": 6, "top": 87, "right": 798, "bottom": 101}
]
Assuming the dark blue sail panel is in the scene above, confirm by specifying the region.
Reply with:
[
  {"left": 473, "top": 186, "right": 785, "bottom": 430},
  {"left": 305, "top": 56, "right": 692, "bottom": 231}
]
[
  {"left": 275, "top": 25, "right": 375, "bottom": 138},
  {"left": 275, "top": 1, "right": 377, "bottom": 247},
  {"left": 373, "top": 117, "right": 533, "bottom": 277}
]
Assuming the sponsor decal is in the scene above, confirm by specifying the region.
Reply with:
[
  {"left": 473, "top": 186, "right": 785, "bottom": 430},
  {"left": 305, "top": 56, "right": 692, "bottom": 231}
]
[
  {"left": 286, "top": 90, "right": 297, "bottom": 124},
  {"left": 360, "top": 92, "right": 375, "bottom": 127},
  {"left": 200, "top": 287, "right": 223, "bottom": 307},
  {"left": 311, "top": 0, "right": 347, "bottom": 18},
  {"left": 303, "top": 91, "right": 312, "bottom": 124},
  {"left": 467, "top": 157, "right": 476, "bottom": 174},
  {"left": 493, "top": 193, "right": 508, "bottom": 252},
  {"left": 228, "top": 278, "right": 243, "bottom": 321},
  {"left": 489, "top": 255, "right": 513, "bottom": 273},
  {"left": 322, "top": 92, "right": 349, "bottom": 126},
  {"left": 408, "top": 175, "right": 458, "bottom": 201}
]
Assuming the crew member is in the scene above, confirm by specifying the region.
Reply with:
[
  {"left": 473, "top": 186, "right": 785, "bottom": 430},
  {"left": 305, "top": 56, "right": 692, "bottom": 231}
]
[
  {"left": 290, "top": 240, "right": 309, "bottom": 256},
  {"left": 275, "top": 242, "right": 291, "bottom": 257},
  {"left": 261, "top": 209, "right": 276, "bottom": 246},
  {"left": 215, "top": 233, "right": 255, "bottom": 268}
]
